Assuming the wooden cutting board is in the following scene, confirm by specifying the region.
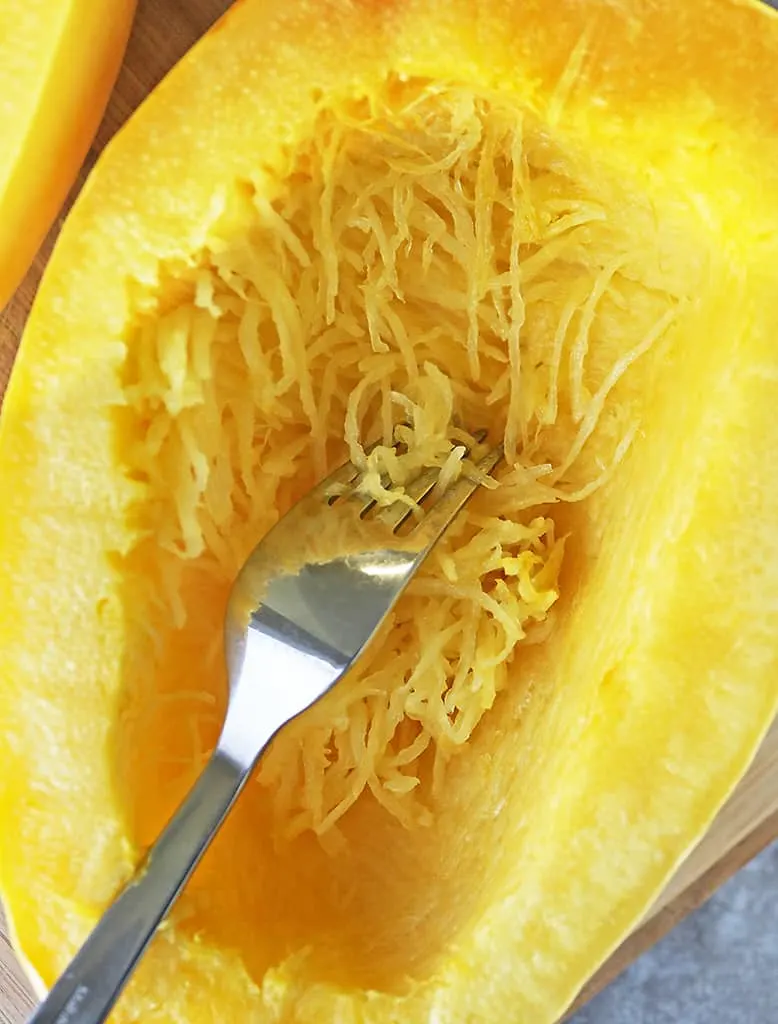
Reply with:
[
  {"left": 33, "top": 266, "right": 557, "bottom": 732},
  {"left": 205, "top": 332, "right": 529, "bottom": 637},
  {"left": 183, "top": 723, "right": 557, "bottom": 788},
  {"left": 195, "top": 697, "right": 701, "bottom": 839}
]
[{"left": 1, "top": 1, "right": 777, "bottom": 1020}]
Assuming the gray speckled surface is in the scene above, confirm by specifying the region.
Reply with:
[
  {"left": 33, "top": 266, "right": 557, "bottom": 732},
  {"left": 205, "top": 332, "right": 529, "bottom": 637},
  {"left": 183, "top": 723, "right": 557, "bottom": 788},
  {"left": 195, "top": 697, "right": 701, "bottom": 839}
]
[{"left": 571, "top": 842, "right": 778, "bottom": 1024}]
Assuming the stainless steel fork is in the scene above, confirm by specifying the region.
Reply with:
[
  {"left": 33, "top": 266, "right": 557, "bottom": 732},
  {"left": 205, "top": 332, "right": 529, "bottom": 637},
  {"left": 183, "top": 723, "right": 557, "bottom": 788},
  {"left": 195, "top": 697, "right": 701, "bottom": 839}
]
[{"left": 29, "top": 440, "right": 501, "bottom": 1024}]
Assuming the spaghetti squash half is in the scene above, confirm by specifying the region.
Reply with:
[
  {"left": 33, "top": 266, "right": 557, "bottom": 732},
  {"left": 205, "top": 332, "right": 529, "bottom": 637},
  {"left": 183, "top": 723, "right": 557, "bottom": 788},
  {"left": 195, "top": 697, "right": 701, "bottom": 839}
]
[{"left": 0, "top": 0, "right": 777, "bottom": 1022}]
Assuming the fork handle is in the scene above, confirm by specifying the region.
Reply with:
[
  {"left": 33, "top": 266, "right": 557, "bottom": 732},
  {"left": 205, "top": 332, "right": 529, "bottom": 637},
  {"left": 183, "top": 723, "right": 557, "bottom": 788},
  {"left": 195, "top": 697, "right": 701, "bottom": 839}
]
[{"left": 27, "top": 749, "right": 248, "bottom": 1024}]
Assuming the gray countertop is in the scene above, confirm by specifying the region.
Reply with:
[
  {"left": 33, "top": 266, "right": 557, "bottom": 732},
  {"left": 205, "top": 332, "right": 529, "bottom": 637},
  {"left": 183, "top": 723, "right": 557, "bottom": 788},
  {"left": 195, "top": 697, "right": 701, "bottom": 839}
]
[{"left": 571, "top": 842, "right": 778, "bottom": 1024}]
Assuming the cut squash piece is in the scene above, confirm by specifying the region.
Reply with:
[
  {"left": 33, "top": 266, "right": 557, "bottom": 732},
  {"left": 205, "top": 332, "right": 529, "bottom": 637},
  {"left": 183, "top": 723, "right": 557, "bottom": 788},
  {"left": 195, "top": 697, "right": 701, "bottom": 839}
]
[
  {"left": 1, "top": 0, "right": 778, "bottom": 1022},
  {"left": 0, "top": 0, "right": 136, "bottom": 309}
]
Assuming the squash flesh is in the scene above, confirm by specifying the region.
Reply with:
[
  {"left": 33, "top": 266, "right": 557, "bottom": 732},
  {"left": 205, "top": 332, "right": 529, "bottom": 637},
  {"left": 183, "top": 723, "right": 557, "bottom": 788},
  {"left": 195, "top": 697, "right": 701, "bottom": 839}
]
[
  {"left": 118, "top": 82, "right": 684, "bottom": 848},
  {"left": 0, "top": 1, "right": 777, "bottom": 1022}
]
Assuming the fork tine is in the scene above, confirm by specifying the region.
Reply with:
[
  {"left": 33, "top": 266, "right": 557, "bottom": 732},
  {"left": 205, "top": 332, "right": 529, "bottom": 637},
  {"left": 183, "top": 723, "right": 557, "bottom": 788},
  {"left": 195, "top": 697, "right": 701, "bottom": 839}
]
[
  {"left": 377, "top": 429, "right": 494, "bottom": 533},
  {"left": 312, "top": 459, "right": 361, "bottom": 503},
  {"left": 314, "top": 431, "right": 498, "bottom": 532},
  {"left": 310, "top": 437, "right": 391, "bottom": 505},
  {"left": 315, "top": 429, "right": 424, "bottom": 507},
  {"left": 377, "top": 467, "right": 440, "bottom": 532},
  {"left": 353, "top": 428, "right": 422, "bottom": 516},
  {"left": 410, "top": 446, "right": 503, "bottom": 545}
]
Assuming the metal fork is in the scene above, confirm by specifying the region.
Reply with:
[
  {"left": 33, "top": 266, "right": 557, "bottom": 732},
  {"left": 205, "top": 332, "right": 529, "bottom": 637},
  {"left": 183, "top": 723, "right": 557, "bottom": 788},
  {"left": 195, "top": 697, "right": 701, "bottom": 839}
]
[{"left": 28, "top": 439, "right": 501, "bottom": 1024}]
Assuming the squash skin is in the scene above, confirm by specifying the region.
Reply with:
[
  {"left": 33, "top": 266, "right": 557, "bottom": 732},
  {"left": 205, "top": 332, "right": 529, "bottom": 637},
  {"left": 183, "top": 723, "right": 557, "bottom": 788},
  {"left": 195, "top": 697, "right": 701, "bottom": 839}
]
[
  {"left": 0, "top": 0, "right": 137, "bottom": 310},
  {"left": 0, "top": 1, "right": 777, "bottom": 1023}
]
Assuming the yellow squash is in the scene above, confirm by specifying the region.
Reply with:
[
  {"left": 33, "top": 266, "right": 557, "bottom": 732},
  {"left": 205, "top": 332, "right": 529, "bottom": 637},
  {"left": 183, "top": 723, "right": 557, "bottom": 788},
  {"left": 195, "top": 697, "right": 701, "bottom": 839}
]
[
  {"left": 1, "top": 0, "right": 777, "bottom": 1021},
  {"left": 0, "top": 0, "right": 136, "bottom": 309}
]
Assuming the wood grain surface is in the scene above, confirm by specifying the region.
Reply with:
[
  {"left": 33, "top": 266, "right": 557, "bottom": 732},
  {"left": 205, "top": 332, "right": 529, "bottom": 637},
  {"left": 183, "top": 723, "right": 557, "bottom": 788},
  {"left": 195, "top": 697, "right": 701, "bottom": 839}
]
[{"left": 1, "top": 1, "right": 776, "bottom": 1020}]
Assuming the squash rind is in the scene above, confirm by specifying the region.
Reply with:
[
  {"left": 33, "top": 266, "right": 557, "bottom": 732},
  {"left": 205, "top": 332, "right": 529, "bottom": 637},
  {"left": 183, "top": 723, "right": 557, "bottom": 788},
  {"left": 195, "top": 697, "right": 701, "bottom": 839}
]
[{"left": 0, "top": 0, "right": 137, "bottom": 309}]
